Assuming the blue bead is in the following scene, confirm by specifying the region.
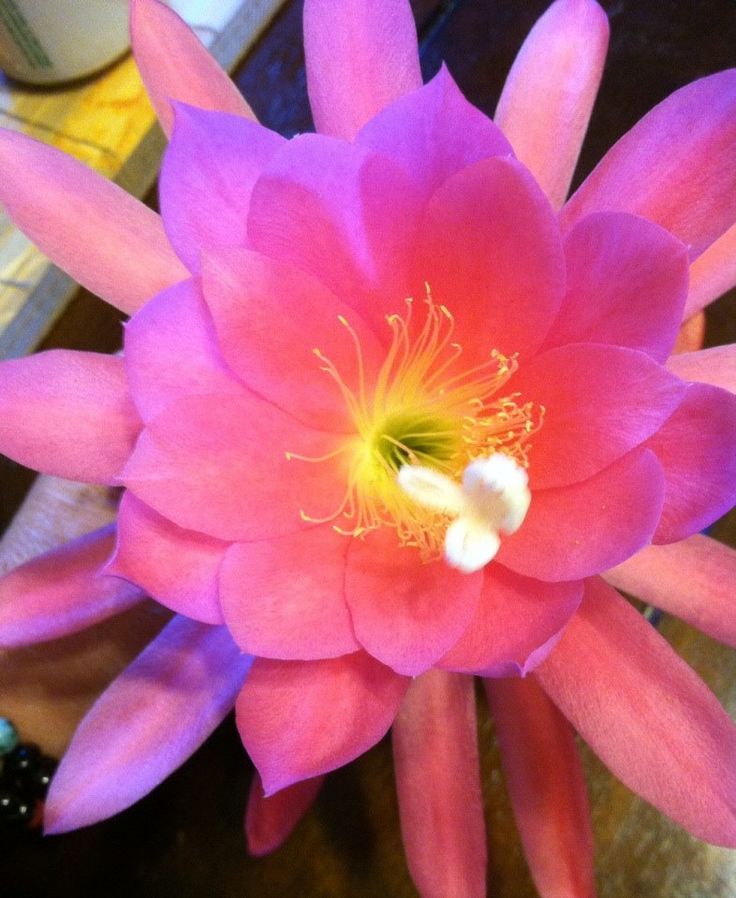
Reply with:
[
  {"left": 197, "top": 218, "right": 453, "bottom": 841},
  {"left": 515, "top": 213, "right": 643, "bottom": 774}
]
[{"left": 0, "top": 718, "right": 18, "bottom": 755}]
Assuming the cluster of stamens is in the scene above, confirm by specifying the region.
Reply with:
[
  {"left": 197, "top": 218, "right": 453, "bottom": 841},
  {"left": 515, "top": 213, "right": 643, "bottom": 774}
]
[{"left": 287, "top": 288, "right": 543, "bottom": 563}]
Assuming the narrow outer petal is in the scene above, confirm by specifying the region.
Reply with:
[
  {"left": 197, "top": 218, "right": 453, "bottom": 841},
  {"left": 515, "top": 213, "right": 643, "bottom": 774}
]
[
  {"left": 45, "top": 618, "right": 252, "bottom": 833},
  {"left": 304, "top": 0, "right": 422, "bottom": 140},
  {"left": 0, "top": 525, "right": 143, "bottom": 647},
  {"left": 0, "top": 130, "right": 187, "bottom": 314},
  {"left": 438, "top": 568, "right": 582, "bottom": 677},
  {"left": 0, "top": 351, "right": 140, "bottom": 484},
  {"left": 485, "top": 677, "right": 595, "bottom": 898},
  {"left": 220, "top": 527, "right": 359, "bottom": 660},
  {"left": 667, "top": 344, "right": 736, "bottom": 394},
  {"left": 685, "top": 222, "right": 736, "bottom": 318},
  {"left": 160, "top": 105, "right": 284, "bottom": 272},
  {"left": 109, "top": 492, "right": 227, "bottom": 625},
  {"left": 236, "top": 653, "right": 409, "bottom": 795},
  {"left": 605, "top": 535, "right": 736, "bottom": 649},
  {"left": 344, "top": 528, "right": 483, "bottom": 676},
  {"left": 130, "top": 0, "right": 255, "bottom": 137},
  {"left": 392, "top": 670, "right": 486, "bottom": 898},
  {"left": 536, "top": 577, "right": 736, "bottom": 846},
  {"left": 246, "top": 773, "right": 324, "bottom": 856},
  {"left": 495, "top": 0, "right": 609, "bottom": 209},
  {"left": 561, "top": 70, "right": 736, "bottom": 259}
]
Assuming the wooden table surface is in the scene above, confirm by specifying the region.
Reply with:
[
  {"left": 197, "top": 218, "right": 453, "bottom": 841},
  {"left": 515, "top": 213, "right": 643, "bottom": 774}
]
[{"left": 2, "top": 1, "right": 736, "bottom": 896}]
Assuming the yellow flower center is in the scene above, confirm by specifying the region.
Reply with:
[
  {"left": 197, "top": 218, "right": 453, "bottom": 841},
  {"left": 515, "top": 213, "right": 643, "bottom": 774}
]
[{"left": 288, "top": 289, "right": 543, "bottom": 561}]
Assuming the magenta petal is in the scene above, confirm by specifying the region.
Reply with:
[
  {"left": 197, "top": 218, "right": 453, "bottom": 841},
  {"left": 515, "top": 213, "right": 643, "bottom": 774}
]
[
  {"left": 160, "top": 105, "right": 284, "bottom": 272},
  {"left": 357, "top": 66, "right": 513, "bottom": 202},
  {"left": 130, "top": 0, "right": 255, "bottom": 137},
  {"left": 685, "top": 222, "right": 736, "bottom": 318},
  {"left": 543, "top": 212, "right": 689, "bottom": 361},
  {"left": 220, "top": 527, "right": 359, "bottom": 660},
  {"left": 416, "top": 156, "right": 565, "bottom": 363},
  {"left": 201, "top": 247, "right": 382, "bottom": 431},
  {"left": 344, "top": 529, "right": 483, "bottom": 676},
  {"left": 122, "top": 392, "right": 345, "bottom": 541},
  {"left": 304, "top": 0, "right": 421, "bottom": 140},
  {"left": 495, "top": 0, "right": 608, "bottom": 209},
  {"left": 236, "top": 654, "right": 409, "bottom": 795},
  {"left": 0, "top": 351, "right": 140, "bottom": 483},
  {"left": 109, "top": 492, "right": 227, "bottom": 624},
  {"left": 605, "top": 535, "right": 736, "bottom": 649},
  {"left": 498, "top": 449, "right": 666, "bottom": 581},
  {"left": 0, "top": 130, "right": 186, "bottom": 314},
  {"left": 512, "top": 344, "right": 685, "bottom": 490},
  {"left": 562, "top": 70, "right": 736, "bottom": 259},
  {"left": 246, "top": 773, "right": 324, "bottom": 856},
  {"left": 536, "top": 577, "right": 736, "bottom": 846},
  {"left": 438, "top": 567, "right": 582, "bottom": 677},
  {"left": 643, "top": 383, "right": 736, "bottom": 543},
  {"left": 393, "top": 671, "right": 486, "bottom": 898},
  {"left": 484, "top": 677, "right": 596, "bottom": 898},
  {"left": 667, "top": 344, "right": 736, "bottom": 394},
  {"left": 124, "top": 278, "right": 243, "bottom": 423},
  {"left": 45, "top": 617, "right": 251, "bottom": 833},
  {"left": 0, "top": 525, "right": 143, "bottom": 647},
  {"left": 247, "top": 134, "right": 421, "bottom": 319}
]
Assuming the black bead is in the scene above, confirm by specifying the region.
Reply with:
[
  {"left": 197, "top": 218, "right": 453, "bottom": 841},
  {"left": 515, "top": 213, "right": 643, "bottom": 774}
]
[
  {"left": 30, "top": 755, "right": 58, "bottom": 797},
  {"left": 0, "top": 789, "right": 34, "bottom": 829}
]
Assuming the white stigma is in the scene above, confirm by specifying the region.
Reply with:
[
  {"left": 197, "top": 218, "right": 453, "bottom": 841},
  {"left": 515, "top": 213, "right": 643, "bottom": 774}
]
[{"left": 397, "top": 454, "right": 531, "bottom": 574}]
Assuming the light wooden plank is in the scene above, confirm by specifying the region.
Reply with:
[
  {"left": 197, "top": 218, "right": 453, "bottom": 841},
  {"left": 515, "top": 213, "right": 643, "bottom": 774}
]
[{"left": 0, "top": 0, "right": 285, "bottom": 359}]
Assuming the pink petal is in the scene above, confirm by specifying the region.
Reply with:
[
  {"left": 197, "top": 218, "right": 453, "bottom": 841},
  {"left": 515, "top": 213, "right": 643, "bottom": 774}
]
[
  {"left": 160, "top": 105, "right": 284, "bottom": 272},
  {"left": 667, "top": 344, "right": 736, "bottom": 394},
  {"left": 236, "top": 653, "right": 409, "bottom": 795},
  {"left": 643, "top": 383, "right": 736, "bottom": 543},
  {"left": 0, "top": 351, "right": 140, "bottom": 483},
  {"left": 685, "top": 222, "right": 736, "bottom": 318},
  {"left": 123, "top": 278, "right": 243, "bottom": 423},
  {"left": 303, "top": 0, "right": 422, "bottom": 140},
  {"left": 344, "top": 528, "right": 483, "bottom": 676},
  {"left": 495, "top": 0, "right": 608, "bottom": 209},
  {"left": 536, "top": 577, "right": 736, "bottom": 846},
  {"left": 357, "top": 66, "right": 513, "bottom": 202},
  {"left": 246, "top": 773, "right": 324, "bottom": 856},
  {"left": 511, "top": 344, "right": 685, "bottom": 490},
  {"left": 130, "top": 0, "right": 255, "bottom": 137},
  {"left": 0, "top": 524, "right": 143, "bottom": 647},
  {"left": 247, "top": 134, "right": 422, "bottom": 327},
  {"left": 438, "top": 567, "right": 582, "bottom": 677},
  {"left": 498, "top": 449, "right": 665, "bottom": 581},
  {"left": 416, "top": 156, "right": 565, "bottom": 364},
  {"left": 108, "top": 492, "right": 227, "bottom": 625},
  {"left": 0, "top": 130, "right": 186, "bottom": 314},
  {"left": 393, "top": 670, "right": 486, "bottom": 898},
  {"left": 543, "top": 212, "right": 689, "bottom": 362},
  {"left": 484, "top": 677, "right": 595, "bottom": 898},
  {"left": 201, "top": 247, "right": 382, "bottom": 431},
  {"left": 605, "top": 535, "right": 736, "bottom": 649},
  {"left": 122, "top": 392, "right": 346, "bottom": 542},
  {"left": 561, "top": 70, "right": 736, "bottom": 259},
  {"left": 219, "top": 527, "right": 359, "bottom": 660},
  {"left": 45, "top": 617, "right": 252, "bottom": 833}
]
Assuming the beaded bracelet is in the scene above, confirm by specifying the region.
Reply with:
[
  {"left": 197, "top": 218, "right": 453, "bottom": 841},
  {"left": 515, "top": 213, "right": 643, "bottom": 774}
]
[{"left": 0, "top": 718, "right": 58, "bottom": 833}]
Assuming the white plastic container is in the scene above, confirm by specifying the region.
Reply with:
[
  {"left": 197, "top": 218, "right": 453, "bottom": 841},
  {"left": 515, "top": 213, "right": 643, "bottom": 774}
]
[{"left": 0, "top": 0, "right": 131, "bottom": 85}]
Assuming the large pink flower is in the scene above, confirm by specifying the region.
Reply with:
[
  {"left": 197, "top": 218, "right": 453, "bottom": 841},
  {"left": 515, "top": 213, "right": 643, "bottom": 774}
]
[{"left": 0, "top": 1, "right": 735, "bottom": 895}]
